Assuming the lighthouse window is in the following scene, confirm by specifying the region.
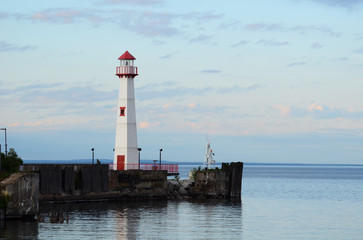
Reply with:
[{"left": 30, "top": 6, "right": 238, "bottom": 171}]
[{"left": 120, "top": 107, "right": 126, "bottom": 116}]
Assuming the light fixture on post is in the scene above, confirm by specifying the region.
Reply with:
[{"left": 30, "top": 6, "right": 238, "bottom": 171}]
[
  {"left": 159, "top": 148, "right": 163, "bottom": 169},
  {"left": 91, "top": 148, "right": 95, "bottom": 164},
  {"left": 0, "top": 128, "right": 7, "bottom": 157},
  {"left": 138, "top": 148, "right": 142, "bottom": 170}
]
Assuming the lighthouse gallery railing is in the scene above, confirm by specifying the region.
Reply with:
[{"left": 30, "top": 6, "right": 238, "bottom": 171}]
[{"left": 116, "top": 66, "right": 138, "bottom": 75}]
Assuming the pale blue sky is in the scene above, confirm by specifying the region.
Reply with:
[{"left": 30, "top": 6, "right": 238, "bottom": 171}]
[{"left": 1, "top": 0, "right": 363, "bottom": 164}]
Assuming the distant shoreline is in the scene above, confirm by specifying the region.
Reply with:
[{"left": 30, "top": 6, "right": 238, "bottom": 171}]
[{"left": 22, "top": 159, "right": 363, "bottom": 167}]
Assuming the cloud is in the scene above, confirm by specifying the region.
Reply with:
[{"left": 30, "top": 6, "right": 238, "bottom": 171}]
[
  {"left": 287, "top": 62, "right": 306, "bottom": 67},
  {"left": 137, "top": 86, "right": 213, "bottom": 101},
  {"left": 13, "top": 7, "right": 222, "bottom": 39},
  {"left": 245, "top": 23, "right": 283, "bottom": 31},
  {"left": 136, "top": 82, "right": 261, "bottom": 101},
  {"left": 23, "top": 119, "right": 66, "bottom": 128},
  {"left": 290, "top": 25, "right": 341, "bottom": 37},
  {"left": 354, "top": 33, "right": 363, "bottom": 41},
  {"left": 31, "top": 9, "right": 86, "bottom": 24},
  {"left": 286, "top": 103, "right": 363, "bottom": 120},
  {"left": 188, "top": 102, "right": 196, "bottom": 108},
  {"left": 182, "top": 11, "right": 223, "bottom": 23},
  {"left": 159, "top": 53, "right": 173, "bottom": 59},
  {"left": 189, "top": 34, "right": 212, "bottom": 43},
  {"left": 231, "top": 40, "right": 249, "bottom": 47},
  {"left": 309, "top": 0, "right": 363, "bottom": 8},
  {"left": 0, "top": 41, "right": 36, "bottom": 52},
  {"left": 272, "top": 105, "right": 291, "bottom": 116},
  {"left": 244, "top": 22, "right": 341, "bottom": 38},
  {"left": 257, "top": 39, "right": 289, "bottom": 46},
  {"left": 308, "top": 102, "right": 324, "bottom": 111},
  {"left": 102, "top": 0, "right": 164, "bottom": 6},
  {"left": 12, "top": 83, "right": 63, "bottom": 92},
  {"left": 201, "top": 69, "right": 221, "bottom": 74},
  {"left": 216, "top": 84, "right": 261, "bottom": 94},
  {"left": 335, "top": 57, "right": 349, "bottom": 61},
  {"left": 0, "top": 12, "right": 9, "bottom": 19},
  {"left": 123, "top": 11, "right": 179, "bottom": 37},
  {"left": 219, "top": 20, "right": 241, "bottom": 30},
  {"left": 311, "top": 42, "right": 323, "bottom": 49},
  {"left": 5, "top": 84, "right": 117, "bottom": 107},
  {"left": 354, "top": 48, "right": 363, "bottom": 54},
  {"left": 139, "top": 121, "right": 160, "bottom": 129},
  {"left": 162, "top": 103, "right": 171, "bottom": 109}
]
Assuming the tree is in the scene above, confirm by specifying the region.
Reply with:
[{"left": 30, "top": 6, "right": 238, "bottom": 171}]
[{"left": 1, "top": 148, "right": 23, "bottom": 173}]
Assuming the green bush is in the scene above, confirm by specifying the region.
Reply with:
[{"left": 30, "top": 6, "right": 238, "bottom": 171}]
[{"left": 1, "top": 148, "right": 23, "bottom": 174}]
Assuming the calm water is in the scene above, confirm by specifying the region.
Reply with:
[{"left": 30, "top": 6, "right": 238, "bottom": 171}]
[{"left": 1, "top": 164, "right": 363, "bottom": 239}]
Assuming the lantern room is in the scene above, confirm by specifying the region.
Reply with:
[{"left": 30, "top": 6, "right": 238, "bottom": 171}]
[{"left": 116, "top": 51, "right": 138, "bottom": 77}]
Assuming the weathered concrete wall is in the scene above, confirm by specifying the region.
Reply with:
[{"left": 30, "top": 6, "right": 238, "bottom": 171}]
[
  {"left": 169, "top": 162, "right": 243, "bottom": 200},
  {"left": 14, "top": 163, "right": 242, "bottom": 203},
  {"left": 223, "top": 162, "right": 243, "bottom": 198},
  {"left": 193, "top": 171, "right": 228, "bottom": 198},
  {"left": 36, "top": 164, "right": 109, "bottom": 196},
  {"left": 109, "top": 170, "right": 167, "bottom": 199},
  {"left": 0, "top": 173, "right": 39, "bottom": 218},
  {"left": 35, "top": 166, "right": 167, "bottom": 202}
]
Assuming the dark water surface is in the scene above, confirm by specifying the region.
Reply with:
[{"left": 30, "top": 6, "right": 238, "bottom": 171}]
[{"left": 1, "top": 164, "right": 363, "bottom": 239}]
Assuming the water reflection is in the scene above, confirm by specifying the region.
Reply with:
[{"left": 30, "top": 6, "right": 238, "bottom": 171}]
[
  {"left": 0, "top": 220, "right": 38, "bottom": 239},
  {"left": 0, "top": 200, "right": 242, "bottom": 240}
]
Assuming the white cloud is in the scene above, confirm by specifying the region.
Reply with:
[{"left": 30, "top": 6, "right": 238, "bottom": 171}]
[
  {"left": 308, "top": 103, "right": 324, "bottom": 111},
  {"left": 272, "top": 105, "right": 291, "bottom": 116},
  {"left": 188, "top": 102, "right": 196, "bottom": 108},
  {"left": 139, "top": 121, "right": 160, "bottom": 129},
  {"left": 0, "top": 41, "right": 36, "bottom": 52}
]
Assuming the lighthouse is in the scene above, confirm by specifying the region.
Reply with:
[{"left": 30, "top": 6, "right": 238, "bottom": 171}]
[{"left": 114, "top": 51, "right": 139, "bottom": 170}]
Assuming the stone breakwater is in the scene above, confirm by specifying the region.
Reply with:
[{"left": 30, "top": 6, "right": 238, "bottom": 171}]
[
  {"left": 167, "top": 162, "right": 244, "bottom": 200},
  {"left": 1, "top": 162, "right": 243, "bottom": 219}
]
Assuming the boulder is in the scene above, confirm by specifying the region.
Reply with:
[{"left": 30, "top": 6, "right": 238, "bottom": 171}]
[
  {"left": 167, "top": 180, "right": 180, "bottom": 192},
  {"left": 179, "top": 179, "right": 192, "bottom": 189},
  {"left": 178, "top": 187, "right": 188, "bottom": 196}
]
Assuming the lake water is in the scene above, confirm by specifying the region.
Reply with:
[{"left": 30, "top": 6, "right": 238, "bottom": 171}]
[{"left": 1, "top": 164, "right": 363, "bottom": 239}]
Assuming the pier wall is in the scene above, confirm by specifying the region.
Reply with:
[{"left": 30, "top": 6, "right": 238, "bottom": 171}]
[
  {"left": 1, "top": 162, "right": 243, "bottom": 219},
  {"left": 21, "top": 164, "right": 168, "bottom": 202},
  {"left": 109, "top": 170, "right": 168, "bottom": 199},
  {"left": 0, "top": 173, "right": 39, "bottom": 219},
  {"left": 20, "top": 163, "right": 243, "bottom": 202}
]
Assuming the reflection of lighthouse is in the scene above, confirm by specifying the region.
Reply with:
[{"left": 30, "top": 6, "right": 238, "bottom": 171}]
[{"left": 114, "top": 51, "right": 138, "bottom": 170}]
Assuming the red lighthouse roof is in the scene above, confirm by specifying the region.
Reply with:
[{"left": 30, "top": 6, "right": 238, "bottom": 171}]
[{"left": 118, "top": 51, "right": 136, "bottom": 60}]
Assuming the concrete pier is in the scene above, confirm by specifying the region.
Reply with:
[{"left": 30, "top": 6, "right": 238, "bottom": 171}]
[{"left": 1, "top": 162, "right": 243, "bottom": 219}]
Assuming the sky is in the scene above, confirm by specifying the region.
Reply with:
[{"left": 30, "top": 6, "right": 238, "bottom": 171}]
[{"left": 1, "top": 0, "right": 363, "bottom": 164}]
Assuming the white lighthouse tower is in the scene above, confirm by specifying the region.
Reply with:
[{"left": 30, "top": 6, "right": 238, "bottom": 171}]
[{"left": 114, "top": 51, "right": 139, "bottom": 170}]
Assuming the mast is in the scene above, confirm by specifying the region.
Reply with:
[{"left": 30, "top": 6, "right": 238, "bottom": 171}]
[{"left": 204, "top": 137, "right": 215, "bottom": 169}]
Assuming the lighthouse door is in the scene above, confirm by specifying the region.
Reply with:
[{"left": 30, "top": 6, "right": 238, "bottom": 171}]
[{"left": 117, "top": 155, "right": 125, "bottom": 170}]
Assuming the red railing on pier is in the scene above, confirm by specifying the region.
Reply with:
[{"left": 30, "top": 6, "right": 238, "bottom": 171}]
[
  {"left": 109, "top": 164, "right": 178, "bottom": 173},
  {"left": 116, "top": 66, "right": 138, "bottom": 75}
]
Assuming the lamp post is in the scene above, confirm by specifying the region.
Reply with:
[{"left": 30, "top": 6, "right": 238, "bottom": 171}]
[
  {"left": 91, "top": 148, "right": 94, "bottom": 164},
  {"left": 138, "top": 148, "right": 142, "bottom": 170},
  {"left": 159, "top": 148, "right": 163, "bottom": 169},
  {"left": 0, "top": 128, "right": 7, "bottom": 157}
]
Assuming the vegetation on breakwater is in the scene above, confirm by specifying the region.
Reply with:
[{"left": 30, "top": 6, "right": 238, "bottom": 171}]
[{"left": 0, "top": 148, "right": 23, "bottom": 181}]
